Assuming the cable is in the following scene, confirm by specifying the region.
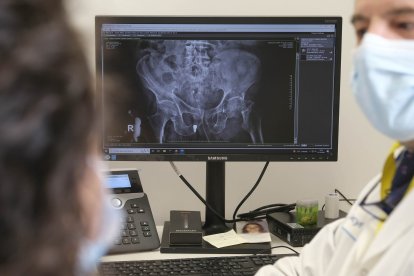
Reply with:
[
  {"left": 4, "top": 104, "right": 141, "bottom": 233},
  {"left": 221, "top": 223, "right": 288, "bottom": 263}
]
[
  {"left": 237, "top": 204, "right": 296, "bottom": 219},
  {"left": 335, "top": 188, "right": 355, "bottom": 206},
  {"left": 232, "top": 161, "right": 270, "bottom": 221},
  {"left": 254, "top": 245, "right": 300, "bottom": 255},
  {"left": 321, "top": 189, "right": 356, "bottom": 210},
  {"left": 169, "top": 162, "right": 244, "bottom": 223},
  {"left": 170, "top": 161, "right": 273, "bottom": 224},
  {"left": 252, "top": 203, "right": 289, "bottom": 212}
]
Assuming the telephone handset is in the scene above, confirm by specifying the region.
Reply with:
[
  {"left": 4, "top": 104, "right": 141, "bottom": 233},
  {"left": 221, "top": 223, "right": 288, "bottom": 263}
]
[{"left": 105, "top": 170, "right": 160, "bottom": 254}]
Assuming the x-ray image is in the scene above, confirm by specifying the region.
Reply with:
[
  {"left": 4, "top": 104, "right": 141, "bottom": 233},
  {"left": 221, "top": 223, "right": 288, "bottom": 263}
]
[
  {"left": 136, "top": 40, "right": 263, "bottom": 143},
  {"left": 102, "top": 38, "right": 297, "bottom": 145}
]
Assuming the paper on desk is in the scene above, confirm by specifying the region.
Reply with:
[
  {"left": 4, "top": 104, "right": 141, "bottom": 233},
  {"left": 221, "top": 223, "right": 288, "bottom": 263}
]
[{"left": 203, "top": 230, "right": 248, "bottom": 248}]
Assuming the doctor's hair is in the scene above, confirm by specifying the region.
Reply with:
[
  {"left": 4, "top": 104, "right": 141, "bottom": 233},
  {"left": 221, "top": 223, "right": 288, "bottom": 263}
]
[{"left": 0, "top": 0, "right": 96, "bottom": 275}]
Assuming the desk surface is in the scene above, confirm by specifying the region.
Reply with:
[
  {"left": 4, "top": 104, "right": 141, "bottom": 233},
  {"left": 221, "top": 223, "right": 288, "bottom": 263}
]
[{"left": 101, "top": 226, "right": 302, "bottom": 263}]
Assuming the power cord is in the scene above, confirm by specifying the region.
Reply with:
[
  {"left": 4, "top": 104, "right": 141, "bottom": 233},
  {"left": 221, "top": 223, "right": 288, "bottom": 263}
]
[
  {"left": 334, "top": 188, "right": 355, "bottom": 206},
  {"left": 170, "top": 162, "right": 243, "bottom": 223},
  {"left": 232, "top": 161, "right": 269, "bottom": 221},
  {"left": 254, "top": 245, "right": 300, "bottom": 255},
  {"left": 237, "top": 203, "right": 296, "bottom": 219}
]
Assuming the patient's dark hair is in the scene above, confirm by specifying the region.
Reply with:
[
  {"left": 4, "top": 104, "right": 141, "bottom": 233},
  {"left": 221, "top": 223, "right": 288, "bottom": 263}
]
[{"left": 0, "top": 0, "right": 96, "bottom": 275}]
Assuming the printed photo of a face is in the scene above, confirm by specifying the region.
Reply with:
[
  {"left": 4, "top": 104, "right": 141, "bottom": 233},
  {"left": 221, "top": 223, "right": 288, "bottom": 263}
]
[
  {"left": 239, "top": 220, "right": 269, "bottom": 234},
  {"left": 236, "top": 219, "right": 271, "bottom": 243},
  {"left": 242, "top": 222, "right": 265, "bottom": 234}
]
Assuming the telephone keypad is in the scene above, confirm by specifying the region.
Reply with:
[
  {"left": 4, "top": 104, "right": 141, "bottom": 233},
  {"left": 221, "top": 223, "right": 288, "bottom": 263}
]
[{"left": 107, "top": 196, "right": 160, "bottom": 254}]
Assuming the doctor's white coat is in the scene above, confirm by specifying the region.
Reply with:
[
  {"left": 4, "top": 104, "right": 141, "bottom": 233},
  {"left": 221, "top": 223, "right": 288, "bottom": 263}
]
[{"left": 255, "top": 175, "right": 414, "bottom": 276}]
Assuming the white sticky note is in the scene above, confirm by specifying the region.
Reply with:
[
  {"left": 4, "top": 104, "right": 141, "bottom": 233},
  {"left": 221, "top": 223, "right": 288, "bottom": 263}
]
[{"left": 203, "top": 230, "right": 248, "bottom": 248}]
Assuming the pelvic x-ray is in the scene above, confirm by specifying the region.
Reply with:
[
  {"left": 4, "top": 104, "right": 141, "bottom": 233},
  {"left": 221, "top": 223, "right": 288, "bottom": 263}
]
[{"left": 102, "top": 38, "right": 297, "bottom": 145}]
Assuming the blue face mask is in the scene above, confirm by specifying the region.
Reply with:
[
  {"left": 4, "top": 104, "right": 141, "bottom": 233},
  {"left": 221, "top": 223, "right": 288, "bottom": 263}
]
[
  {"left": 77, "top": 161, "right": 119, "bottom": 275},
  {"left": 352, "top": 33, "right": 414, "bottom": 142}
]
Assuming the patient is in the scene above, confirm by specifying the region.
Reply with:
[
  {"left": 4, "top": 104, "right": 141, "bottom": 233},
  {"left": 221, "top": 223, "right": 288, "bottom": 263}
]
[{"left": 0, "top": 0, "right": 116, "bottom": 275}]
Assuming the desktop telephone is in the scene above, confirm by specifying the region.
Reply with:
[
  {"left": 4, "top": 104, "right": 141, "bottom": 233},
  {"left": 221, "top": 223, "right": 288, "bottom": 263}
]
[{"left": 105, "top": 170, "right": 160, "bottom": 254}]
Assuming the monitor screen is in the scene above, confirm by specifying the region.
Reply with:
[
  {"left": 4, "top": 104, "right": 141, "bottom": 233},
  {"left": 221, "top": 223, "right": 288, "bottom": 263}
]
[{"left": 95, "top": 16, "right": 341, "bottom": 162}]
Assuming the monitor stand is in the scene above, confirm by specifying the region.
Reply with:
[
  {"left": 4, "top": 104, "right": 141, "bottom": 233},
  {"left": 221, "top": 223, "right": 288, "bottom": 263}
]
[{"left": 160, "top": 161, "right": 271, "bottom": 254}]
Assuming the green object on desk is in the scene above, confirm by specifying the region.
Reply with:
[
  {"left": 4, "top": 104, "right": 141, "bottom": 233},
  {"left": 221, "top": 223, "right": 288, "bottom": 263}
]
[{"left": 296, "top": 199, "right": 318, "bottom": 226}]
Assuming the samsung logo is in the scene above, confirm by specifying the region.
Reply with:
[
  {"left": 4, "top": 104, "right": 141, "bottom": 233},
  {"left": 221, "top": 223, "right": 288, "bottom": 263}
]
[{"left": 207, "top": 156, "right": 228, "bottom": 161}]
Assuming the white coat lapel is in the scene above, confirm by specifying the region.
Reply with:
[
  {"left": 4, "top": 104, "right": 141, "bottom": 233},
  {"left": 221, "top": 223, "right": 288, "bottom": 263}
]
[{"left": 360, "top": 188, "right": 414, "bottom": 264}]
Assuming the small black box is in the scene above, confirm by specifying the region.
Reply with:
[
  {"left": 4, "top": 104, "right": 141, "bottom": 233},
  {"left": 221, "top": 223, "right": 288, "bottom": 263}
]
[
  {"left": 169, "top": 210, "right": 203, "bottom": 245},
  {"left": 267, "top": 210, "right": 346, "bottom": 247}
]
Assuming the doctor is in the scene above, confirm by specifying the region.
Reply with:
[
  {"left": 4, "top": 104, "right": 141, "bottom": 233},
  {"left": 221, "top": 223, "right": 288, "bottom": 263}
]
[{"left": 256, "top": 0, "right": 414, "bottom": 275}]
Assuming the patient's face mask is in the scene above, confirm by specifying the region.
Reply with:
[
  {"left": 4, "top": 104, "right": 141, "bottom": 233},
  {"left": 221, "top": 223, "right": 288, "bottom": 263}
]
[{"left": 352, "top": 33, "right": 414, "bottom": 142}]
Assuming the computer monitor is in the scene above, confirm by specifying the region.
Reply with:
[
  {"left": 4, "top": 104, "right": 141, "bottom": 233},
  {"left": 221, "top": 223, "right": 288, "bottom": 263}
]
[{"left": 95, "top": 16, "right": 342, "bottom": 251}]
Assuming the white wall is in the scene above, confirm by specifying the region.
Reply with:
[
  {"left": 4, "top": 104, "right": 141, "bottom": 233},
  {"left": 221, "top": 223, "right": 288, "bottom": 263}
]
[{"left": 66, "top": 0, "right": 393, "bottom": 225}]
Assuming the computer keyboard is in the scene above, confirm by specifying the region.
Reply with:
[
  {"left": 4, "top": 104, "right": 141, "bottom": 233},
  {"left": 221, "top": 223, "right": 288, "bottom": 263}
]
[{"left": 99, "top": 253, "right": 297, "bottom": 276}]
